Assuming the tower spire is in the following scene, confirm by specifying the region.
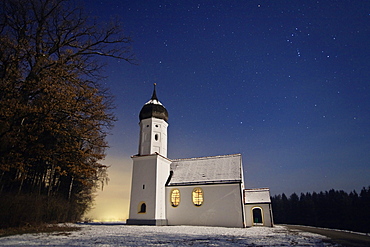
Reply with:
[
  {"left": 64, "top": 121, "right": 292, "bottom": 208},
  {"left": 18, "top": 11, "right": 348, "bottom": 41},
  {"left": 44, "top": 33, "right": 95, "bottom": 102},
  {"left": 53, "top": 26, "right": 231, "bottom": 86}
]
[
  {"left": 140, "top": 83, "right": 168, "bottom": 122},
  {"left": 151, "top": 83, "right": 158, "bottom": 101}
]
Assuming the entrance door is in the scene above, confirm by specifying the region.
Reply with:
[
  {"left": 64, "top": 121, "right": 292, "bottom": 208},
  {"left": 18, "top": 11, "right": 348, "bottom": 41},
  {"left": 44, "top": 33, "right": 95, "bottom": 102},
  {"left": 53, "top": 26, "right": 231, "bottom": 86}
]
[{"left": 252, "top": 207, "right": 263, "bottom": 225}]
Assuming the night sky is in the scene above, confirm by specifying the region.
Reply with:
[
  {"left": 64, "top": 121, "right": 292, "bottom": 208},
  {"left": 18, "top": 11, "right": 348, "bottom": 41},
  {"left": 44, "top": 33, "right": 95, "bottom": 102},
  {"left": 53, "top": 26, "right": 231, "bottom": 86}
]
[{"left": 84, "top": 1, "right": 370, "bottom": 221}]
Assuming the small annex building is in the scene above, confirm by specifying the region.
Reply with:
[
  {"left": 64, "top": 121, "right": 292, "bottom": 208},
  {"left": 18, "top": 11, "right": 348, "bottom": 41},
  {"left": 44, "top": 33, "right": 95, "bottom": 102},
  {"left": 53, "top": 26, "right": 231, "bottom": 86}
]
[{"left": 126, "top": 85, "right": 273, "bottom": 228}]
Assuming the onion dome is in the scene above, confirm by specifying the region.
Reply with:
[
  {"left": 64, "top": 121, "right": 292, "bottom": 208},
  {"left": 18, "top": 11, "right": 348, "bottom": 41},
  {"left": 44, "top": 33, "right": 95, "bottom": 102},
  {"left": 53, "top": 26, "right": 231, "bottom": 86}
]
[{"left": 139, "top": 84, "right": 169, "bottom": 122}]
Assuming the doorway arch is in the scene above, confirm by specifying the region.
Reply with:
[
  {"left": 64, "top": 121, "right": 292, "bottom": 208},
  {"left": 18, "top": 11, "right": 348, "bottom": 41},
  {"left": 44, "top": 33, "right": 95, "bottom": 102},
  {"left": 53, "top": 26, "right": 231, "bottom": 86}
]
[
  {"left": 252, "top": 207, "right": 263, "bottom": 225},
  {"left": 138, "top": 202, "right": 146, "bottom": 213}
]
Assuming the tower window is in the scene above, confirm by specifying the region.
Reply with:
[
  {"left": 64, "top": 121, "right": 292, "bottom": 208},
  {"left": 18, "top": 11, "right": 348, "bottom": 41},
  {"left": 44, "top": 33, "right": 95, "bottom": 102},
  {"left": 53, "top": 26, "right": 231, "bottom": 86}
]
[
  {"left": 155, "top": 124, "right": 159, "bottom": 128},
  {"left": 155, "top": 134, "right": 159, "bottom": 141},
  {"left": 192, "top": 188, "right": 203, "bottom": 207},
  {"left": 146, "top": 125, "right": 149, "bottom": 127},
  {"left": 170, "top": 189, "right": 180, "bottom": 207},
  {"left": 138, "top": 202, "right": 146, "bottom": 213}
]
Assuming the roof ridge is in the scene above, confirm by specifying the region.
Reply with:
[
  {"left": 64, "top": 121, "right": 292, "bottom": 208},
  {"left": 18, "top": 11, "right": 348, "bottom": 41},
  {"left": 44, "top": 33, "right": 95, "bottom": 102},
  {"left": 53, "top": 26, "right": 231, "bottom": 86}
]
[
  {"left": 172, "top": 153, "right": 241, "bottom": 161},
  {"left": 244, "top": 188, "right": 270, "bottom": 191}
]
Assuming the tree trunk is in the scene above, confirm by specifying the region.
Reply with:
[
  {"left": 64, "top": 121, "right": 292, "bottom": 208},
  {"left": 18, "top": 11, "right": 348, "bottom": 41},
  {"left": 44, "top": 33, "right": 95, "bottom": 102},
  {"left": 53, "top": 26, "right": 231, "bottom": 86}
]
[{"left": 68, "top": 177, "right": 74, "bottom": 200}]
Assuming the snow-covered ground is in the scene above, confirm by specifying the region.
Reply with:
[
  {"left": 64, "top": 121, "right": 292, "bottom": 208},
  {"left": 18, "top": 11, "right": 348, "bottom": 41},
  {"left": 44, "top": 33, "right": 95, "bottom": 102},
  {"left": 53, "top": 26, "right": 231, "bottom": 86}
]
[{"left": 0, "top": 224, "right": 336, "bottom": 246}]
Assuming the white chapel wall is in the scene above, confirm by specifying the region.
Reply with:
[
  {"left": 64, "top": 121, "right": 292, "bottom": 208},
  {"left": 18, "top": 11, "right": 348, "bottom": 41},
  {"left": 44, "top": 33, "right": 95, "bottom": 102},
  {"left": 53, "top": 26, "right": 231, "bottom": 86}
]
[
  {"left": 154, "top": 155, "right": 171, "bottom": 219},
  {"left": 166, "top": 183, "right": 245, "bottom": 228},
  {"left": 139, "top": 118, "right": 168, "bottom": 157},
  {"left": 128, "top": 154, "right": 170, "bottom": 221},
  {"left": 129, "top": 155, "right": 157, "bottom": 220},
  {"left": 244, "top": 203, "right": 273, "bottom": 227}
]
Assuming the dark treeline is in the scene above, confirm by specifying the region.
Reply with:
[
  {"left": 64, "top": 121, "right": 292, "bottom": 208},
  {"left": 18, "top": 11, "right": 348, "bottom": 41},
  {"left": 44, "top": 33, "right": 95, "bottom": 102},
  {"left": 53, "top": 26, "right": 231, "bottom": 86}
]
[{"left": 271, "top": 186, "right": 370, "bottom": 233}]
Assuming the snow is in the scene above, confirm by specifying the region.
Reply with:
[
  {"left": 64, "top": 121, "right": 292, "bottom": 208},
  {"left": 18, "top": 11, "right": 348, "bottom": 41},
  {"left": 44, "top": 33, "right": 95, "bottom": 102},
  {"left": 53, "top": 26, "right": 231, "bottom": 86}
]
[
  {"left": 145, "top": 98, "right": 163, "bottom": 105},
  {"left": 244, "top": 188, "right": 271, "bottom": 203},
  {"left": 0, "top": 224, "right": 335, "bottom": 246},
  {"left": 169, "top": 154, "right": 242, "bottom": 186}
]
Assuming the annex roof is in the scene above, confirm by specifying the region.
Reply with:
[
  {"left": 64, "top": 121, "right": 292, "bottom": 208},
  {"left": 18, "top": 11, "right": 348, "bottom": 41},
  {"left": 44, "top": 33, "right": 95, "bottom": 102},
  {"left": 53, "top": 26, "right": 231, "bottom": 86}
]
[
  {"left": 244, "top": 188, "right": 271, "bottom": 204},
  {"left": 167, "top": 154, "right": 243, "bottom": 186}
]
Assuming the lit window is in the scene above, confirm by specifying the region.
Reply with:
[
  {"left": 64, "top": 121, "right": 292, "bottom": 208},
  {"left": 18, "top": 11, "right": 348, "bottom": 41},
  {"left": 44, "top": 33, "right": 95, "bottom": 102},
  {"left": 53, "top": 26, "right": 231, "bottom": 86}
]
[
  {"left": 192, "top": 188, "right": 203, "bottom": 206},
  {"left": 170, "top": 189, "right": 180, "bottom": 207}
]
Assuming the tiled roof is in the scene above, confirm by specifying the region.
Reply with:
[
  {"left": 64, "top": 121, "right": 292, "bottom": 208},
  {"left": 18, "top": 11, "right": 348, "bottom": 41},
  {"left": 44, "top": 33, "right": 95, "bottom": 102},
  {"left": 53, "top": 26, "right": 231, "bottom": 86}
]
[
  {"left": 244, "top": 188, "right": 271, "bottom": 203},
  {"left": 167, "top": 154, "right": 243, "bottom": 186}
]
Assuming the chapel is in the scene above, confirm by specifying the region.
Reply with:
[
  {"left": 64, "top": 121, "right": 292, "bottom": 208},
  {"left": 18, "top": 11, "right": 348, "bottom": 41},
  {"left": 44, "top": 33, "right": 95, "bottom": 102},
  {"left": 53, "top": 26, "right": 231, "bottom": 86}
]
[{"left": 126, "top": 85, "right": 273, "bottom": 228}]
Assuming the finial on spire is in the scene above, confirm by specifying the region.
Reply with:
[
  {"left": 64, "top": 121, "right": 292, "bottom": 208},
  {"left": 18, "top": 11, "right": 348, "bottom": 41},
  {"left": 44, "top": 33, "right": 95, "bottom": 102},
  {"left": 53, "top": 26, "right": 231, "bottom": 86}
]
[{"left": 151, "top": 83, "right": 158, "bottom": 100}]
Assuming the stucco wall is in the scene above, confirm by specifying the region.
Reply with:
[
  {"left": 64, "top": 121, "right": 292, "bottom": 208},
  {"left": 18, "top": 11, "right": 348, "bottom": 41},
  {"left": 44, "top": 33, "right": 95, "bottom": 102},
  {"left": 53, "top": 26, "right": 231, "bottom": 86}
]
[
  {"left": 166, "top": 183, "right": 245, "bottom": 227},
  {"left": 155, "top": 156, "right": 171, "bottom": 219},
  {"left": 139, "top": 118, "right": 168, "bottom": 157},
  {"left": 128, "top": 154, "right": 170, "bottom": 221},
  {"left": 244, "top": 203, "right": 273, "bottom": 227}
]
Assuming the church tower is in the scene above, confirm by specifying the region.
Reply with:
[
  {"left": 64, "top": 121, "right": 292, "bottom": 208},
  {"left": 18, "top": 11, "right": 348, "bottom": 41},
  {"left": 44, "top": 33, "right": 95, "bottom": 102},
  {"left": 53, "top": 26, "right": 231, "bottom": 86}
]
[
  {"left": 126, "top": 84, "right": 171, "bottom": 225},
  {"left": 138, "top": 84, "right": 168, "bottom": 157}
]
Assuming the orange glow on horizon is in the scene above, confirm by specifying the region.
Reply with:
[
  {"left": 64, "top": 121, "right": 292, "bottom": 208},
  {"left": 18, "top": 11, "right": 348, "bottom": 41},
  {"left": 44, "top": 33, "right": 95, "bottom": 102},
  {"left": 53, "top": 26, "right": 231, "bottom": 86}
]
[{"left": 85, "top": 156, "right": 132, "bottom": 222}]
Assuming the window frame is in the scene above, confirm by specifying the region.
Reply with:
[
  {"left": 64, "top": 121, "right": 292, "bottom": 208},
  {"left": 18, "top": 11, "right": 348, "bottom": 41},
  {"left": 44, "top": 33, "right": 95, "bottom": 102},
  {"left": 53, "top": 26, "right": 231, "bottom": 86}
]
[
  {"left": 192, "top": 187, "right": 204, "bottom": 207},
  {"left": 170, "top": 188, "right": 180, "bottom": 207},
  {"left": 252, "top": 206, "right": 264, "bottom": 225}
]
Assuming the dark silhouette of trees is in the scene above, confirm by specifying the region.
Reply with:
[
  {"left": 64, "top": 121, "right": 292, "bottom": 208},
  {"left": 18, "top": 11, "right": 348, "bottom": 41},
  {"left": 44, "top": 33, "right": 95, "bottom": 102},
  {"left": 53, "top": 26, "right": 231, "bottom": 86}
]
[
  {"left": 271, "top": 186, "right": 370, "bottom": 233},
  {"left": 0, "top": 0, "right": 134, "bottom": 227}
]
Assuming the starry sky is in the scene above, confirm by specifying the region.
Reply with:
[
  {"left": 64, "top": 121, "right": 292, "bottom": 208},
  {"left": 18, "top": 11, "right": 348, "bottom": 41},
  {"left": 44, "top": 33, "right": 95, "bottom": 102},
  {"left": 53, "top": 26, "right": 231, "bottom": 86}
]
[{"left": 83, "top": 1, "right": 370, "bottom": 221}]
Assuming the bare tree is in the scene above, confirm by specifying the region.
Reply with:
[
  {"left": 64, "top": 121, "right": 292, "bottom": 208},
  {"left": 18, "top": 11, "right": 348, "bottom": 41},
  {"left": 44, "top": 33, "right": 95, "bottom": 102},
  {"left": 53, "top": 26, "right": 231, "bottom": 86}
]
[{"left": 0, "top": 0, "right": 134, "bottom": 226}]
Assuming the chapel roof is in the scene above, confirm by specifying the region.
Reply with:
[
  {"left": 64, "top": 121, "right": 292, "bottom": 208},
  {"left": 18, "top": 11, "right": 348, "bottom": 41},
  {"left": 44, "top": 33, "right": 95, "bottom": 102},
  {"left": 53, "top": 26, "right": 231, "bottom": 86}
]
[
  {"left": 139, "top": 83, "right": 168, "bottom": 122},
  {"left": 167, "top": 154, "right": 243, "bottom": 186}
]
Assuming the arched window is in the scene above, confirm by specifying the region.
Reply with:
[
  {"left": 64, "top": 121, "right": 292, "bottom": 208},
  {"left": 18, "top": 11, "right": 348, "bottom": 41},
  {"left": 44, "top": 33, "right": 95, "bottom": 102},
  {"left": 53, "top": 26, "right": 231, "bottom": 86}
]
[
  {"left": 252, "top": 207, "right": 263, "bottom": 225},
  {"left": 138, "top": 202, "right": 146, "bottom": 213},
  {"left": 170, "top": 189, "right": 180, "bottom": 207},
  {"left": 192, "top": 188, "right": 203, "bottom": 206}
]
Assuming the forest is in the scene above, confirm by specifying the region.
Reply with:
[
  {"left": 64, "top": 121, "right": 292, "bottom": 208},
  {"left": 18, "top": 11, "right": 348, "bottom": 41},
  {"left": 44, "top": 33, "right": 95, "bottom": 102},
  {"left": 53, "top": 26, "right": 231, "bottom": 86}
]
[
  {"left": 0, "top": 0, "right": 133, "bottom": 228},
  {"left": 271, "top": 186, "right": 370, "bottom": 233}
]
